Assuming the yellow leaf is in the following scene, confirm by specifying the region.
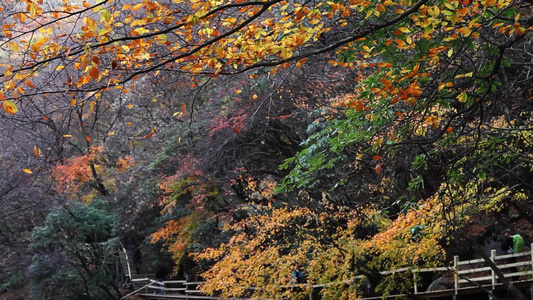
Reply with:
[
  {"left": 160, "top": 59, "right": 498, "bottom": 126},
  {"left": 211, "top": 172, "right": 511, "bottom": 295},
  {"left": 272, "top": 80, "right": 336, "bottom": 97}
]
[
  {"left": 23, "top": 169, "right": 33, "bottom": 174},
  {"left": 108, "top": 131, "right": 115, "bottom": 136},
  {"left": 281, "top": 48, "right": 293, "bottom": 60},
  {"left": 398, "top": 27, "right": 411, "bottom": 33},
  {"left": 5, "top": 80, "right": 15, "bottom": 90},
  {"left": 31, "top": 43, "right": 41, "bottom": 54},
  {"left": 56, "top": 65, "right": 65, "bottom": 71},
  {"left": 3, "top": 100, "right": 17, "bottom": 115},
  {"left": 63, "top": 134, "right": 73, "bottom": 137},
  {"left": 8, "top": 42, "right": 19, "bottom": 52},
  {"left": 456, "top": 92, "right": 468, "bottom": 103},
  {"left": 30, "top": 4, "right": 36, "bottom": 18},
  {"left": 427, "top": 5, "right": 440, "bottom": 17},
  {"left": 132, "top": 3, "right": 143, "bottom": 11}
]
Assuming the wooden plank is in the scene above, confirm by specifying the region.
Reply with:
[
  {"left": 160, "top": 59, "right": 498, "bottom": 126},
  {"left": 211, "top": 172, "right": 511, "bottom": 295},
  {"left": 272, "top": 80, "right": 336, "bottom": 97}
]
[
  {"left": 497, "top": 261, "right": 532, "bottom": 269},
  {"left": 457, "top": 258, "right": 485, "bottom": 265},
  {"left": 457, "top": 266, "right": 491, "bottom": 274},
  {"left": 132, "top": 278, "right": 151, "bottom": 282},
  {"left": 162, "top": 280, "right": 186, "bottom": 284},
  {"left": 493, "top": 251, "right": 532, "bottom": 260},
  {"left": 459, "top": 275, "right": 492, "bottom": 283},
  {"left": 417, "top": 267, "right": 449, "bottom": 272}
]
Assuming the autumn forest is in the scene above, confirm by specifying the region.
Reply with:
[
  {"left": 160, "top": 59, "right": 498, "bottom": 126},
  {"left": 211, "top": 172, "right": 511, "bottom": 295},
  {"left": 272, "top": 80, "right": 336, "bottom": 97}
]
[{"left": 0, "top": 0, "right": 533, "bottom": 299}]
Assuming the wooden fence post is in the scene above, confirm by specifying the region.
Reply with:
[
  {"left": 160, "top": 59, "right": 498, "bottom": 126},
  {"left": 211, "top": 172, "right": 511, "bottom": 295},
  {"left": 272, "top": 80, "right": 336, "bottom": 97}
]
[
  {"left": 413, "top": 270, "right": 418, "bottom": 294},
  {"left": 454, "top": 255, "right": 459, "bottom": 296},
  {"left": 491, "top": 249, "right": 496, "bottom": 290},
  {"left": 530, "top": 243, "right": 533, "bottom": 300}
]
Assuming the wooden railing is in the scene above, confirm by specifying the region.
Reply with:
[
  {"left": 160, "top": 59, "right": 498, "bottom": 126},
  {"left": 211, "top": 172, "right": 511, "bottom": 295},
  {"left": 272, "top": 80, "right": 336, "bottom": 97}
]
[{"left": 123, "top": 243, "right": 533, "bottom": 299}]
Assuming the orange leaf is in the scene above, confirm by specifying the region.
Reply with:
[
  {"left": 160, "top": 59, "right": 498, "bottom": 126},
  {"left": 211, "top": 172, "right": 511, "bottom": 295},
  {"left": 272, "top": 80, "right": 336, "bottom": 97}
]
[
  {"left": 181, "top": 103, "right": 186, "bottom": 113},
  {"left": 88, "top": 66, "right": 100, "bottom": 80},
  {"left": 33, "top": 146, "right": 41, "bottom": 157},
  {"left": 25, "top": 80, "right": 35, "bottom": 88},
  {"left": 446, "top": 127, "right": 453, "bottom": 134},
  {"left": 91, "top": 55, "right": 100, "bottom": 65},
  {"left": 375, "top": 164, "right": 382, "bottom": 174},
  {"left": 3, "top": 100, "right": 17, "bottom": 115},
  {"left": 23, "top": 168, "right": 33, "bottom": 174},
  {"left": 354, "top": 101, "right": 363, "bottom": 111},
  {"left": 144, "top": 132, "right": 153, "bottom": 139},
  {"left": 373, "top": 155, "right": 382, "bottom": 161},
  {"left": 85, "top": 136, "right": 91, "bottom": 142}
]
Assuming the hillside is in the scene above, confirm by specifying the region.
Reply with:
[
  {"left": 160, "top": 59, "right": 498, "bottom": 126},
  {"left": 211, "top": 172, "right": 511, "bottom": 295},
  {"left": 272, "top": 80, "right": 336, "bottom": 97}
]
[{"left": 0, "top": 0, "right": 533, "bottom": 299}]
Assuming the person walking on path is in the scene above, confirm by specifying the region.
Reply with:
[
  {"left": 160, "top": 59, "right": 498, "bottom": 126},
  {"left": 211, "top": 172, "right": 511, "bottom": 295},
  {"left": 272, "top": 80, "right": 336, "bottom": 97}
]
[
  {"left": 155, "top": 266, "right": 167, "bottom": 294},
  {"left": 292, "top": 264, "right": 305, "bottom": 284},
  {"left": 501, "top": 229, "right": 525, "bottom": 281},
  {"left": 502, "top": 229, "right": 524, "bottom": 254}
]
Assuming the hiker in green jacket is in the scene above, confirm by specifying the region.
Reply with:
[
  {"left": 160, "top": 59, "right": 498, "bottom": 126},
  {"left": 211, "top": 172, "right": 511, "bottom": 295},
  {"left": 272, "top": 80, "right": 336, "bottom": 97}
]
[{"left": 502, "top": 229, "right": 524, "bottom": 254}]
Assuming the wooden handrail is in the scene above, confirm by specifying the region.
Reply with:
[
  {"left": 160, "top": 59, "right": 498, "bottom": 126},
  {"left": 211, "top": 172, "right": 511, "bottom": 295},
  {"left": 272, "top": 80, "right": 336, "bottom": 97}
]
[{"left": 124, "top": 243, "right": 533, "bottom": 299}]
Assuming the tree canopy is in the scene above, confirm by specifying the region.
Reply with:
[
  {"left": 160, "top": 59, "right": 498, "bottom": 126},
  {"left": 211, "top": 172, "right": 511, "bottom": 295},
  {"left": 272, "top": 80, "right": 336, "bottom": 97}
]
[{"left": 1, "top": 0, "right": 533, "bottom": 298}]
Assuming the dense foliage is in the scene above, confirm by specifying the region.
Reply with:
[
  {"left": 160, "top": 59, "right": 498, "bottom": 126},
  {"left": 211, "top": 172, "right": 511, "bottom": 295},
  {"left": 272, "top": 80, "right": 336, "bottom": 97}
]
[
  {"left": 0, "top": 0, "right": 532, "bottom": 299},
  {"left": 29, "top": 200, "right": 121, "bottom": 300}
]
